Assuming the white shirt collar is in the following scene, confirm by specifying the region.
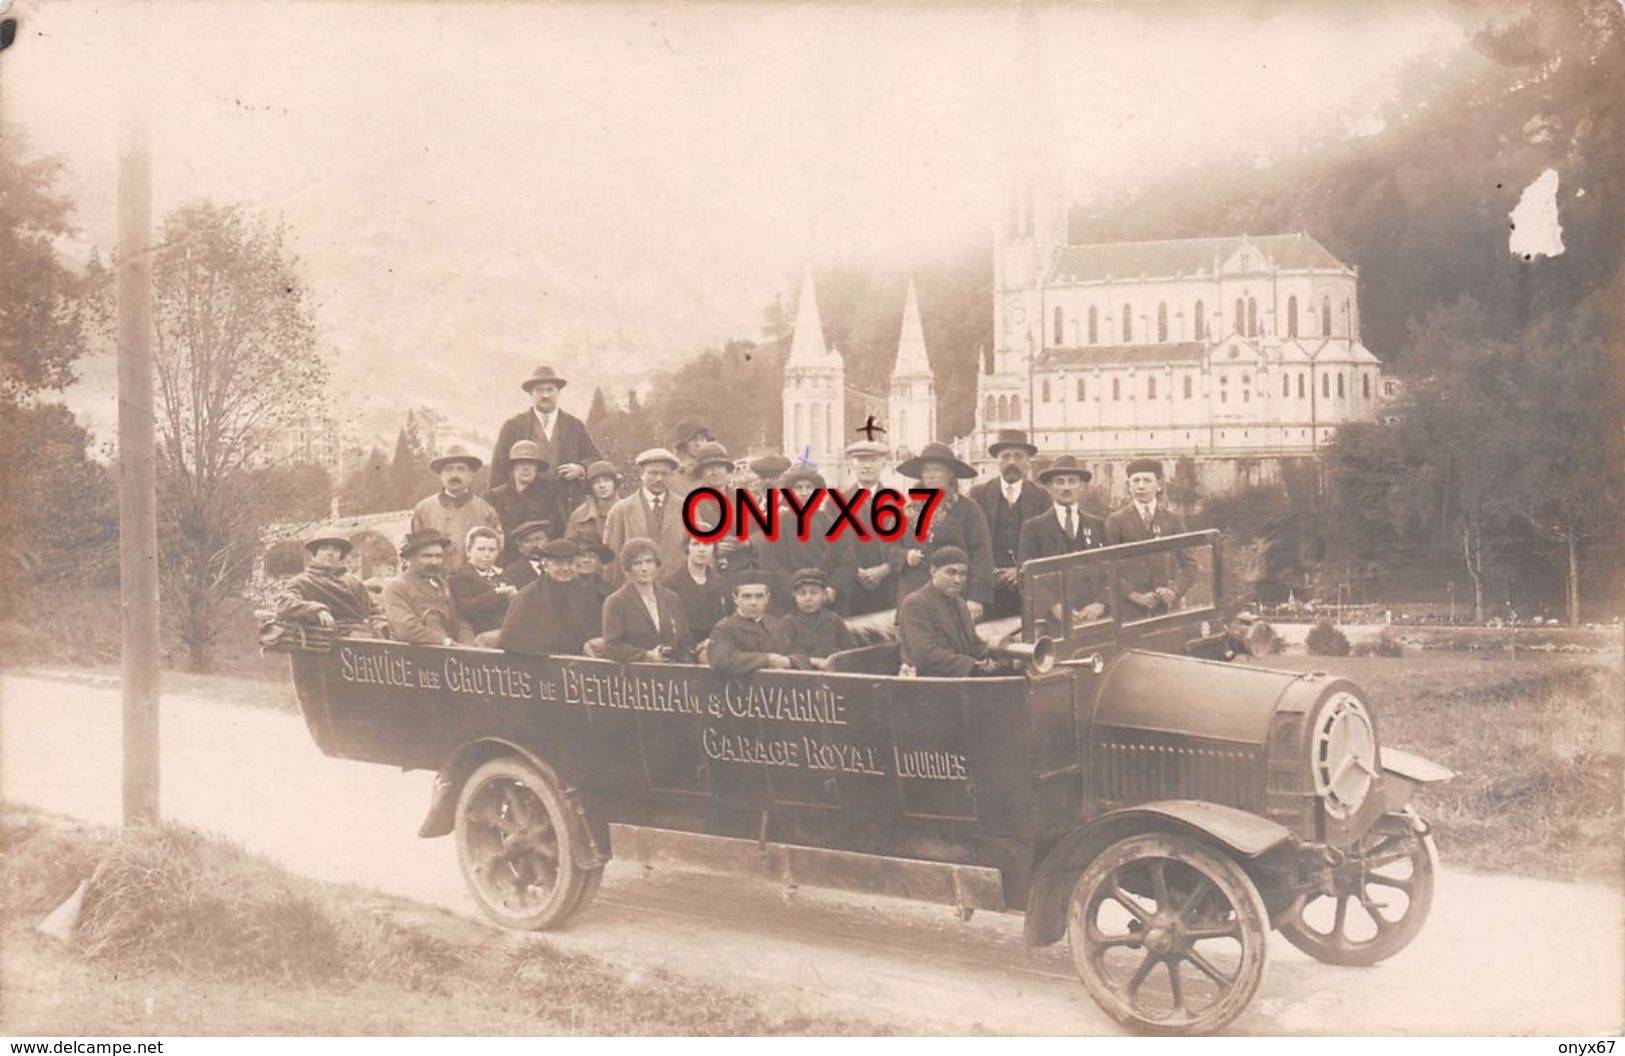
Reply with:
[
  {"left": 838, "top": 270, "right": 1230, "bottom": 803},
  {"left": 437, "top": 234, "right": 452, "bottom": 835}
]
[
  {"left": 1137, "top": 500, "right": 1157, "bottom": 521},
  {"left": 533, "top": 407, "right": 558, "bottom": 433},
  {"left": 1001, "top": 479, "right": 1021, "bottom": 503},
  {"left": 643, "top": 487, "right": 667, "bottom": 507}
]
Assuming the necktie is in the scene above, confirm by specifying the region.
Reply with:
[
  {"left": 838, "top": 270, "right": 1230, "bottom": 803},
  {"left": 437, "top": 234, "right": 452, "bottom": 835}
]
[
  {"left": 649, "top": 495, "right": 664, "bottom": 534},
  {"left": 1064, "top": 505, "right": 1075, "bottom": 541}
]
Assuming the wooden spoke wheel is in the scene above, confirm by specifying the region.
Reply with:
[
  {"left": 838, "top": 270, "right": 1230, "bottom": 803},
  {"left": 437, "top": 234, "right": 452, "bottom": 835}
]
[
  {"left": 1066, "top": 833, "right": 1270, "bottom": 1036},
  {"left": 454, "top": 756, "right": 598, "bottom": 930},
  {"left": 1280, "top": 811, "right": 1437, "bottom": 967}
]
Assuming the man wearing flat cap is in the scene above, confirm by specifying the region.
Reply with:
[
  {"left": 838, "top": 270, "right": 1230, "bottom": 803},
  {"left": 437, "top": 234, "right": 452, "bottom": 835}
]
[
  {"left": 565, "top": 461, "right": 622, "bottom": 546},
  {"left": 784, "top": 567, "right": 856, "bottom": 666},
  {"left": 896, "top": 547, "right": 1006, "bottom": 678},
  {"left": 410, "top": 446, "right": 500, "bottom": 574},
  {"left": 274, "top": 534, "right": 382, "bottom": 636},
  {"left": 842, "top": 438, "right": 896, "bottom": 616},
  {"left": 500, "top": 538, "right": 603, "bottom": 657},
  {"left": 707, "top": 568, "right": 811, "bottom": 676},
  {"left": 486, "top": 439, "right": 565, "bottom": 563},
  {"left": 969, "top": 429, "right": 1051, "bottom": 620},
  {"left": 888, "top": 442, "right": 996, "bottom": 618},
  {"left": 1105, "top": 458, "right": 1197, "bottom": 620},
  {"left": 602, "top": 447, "right": 690, "bottom": 577},
  {"left": 758, "top": 465, "right": 857, "bottom": 616},
  {"left": 490, "top": 366, "right": 602, "bottom": 511},
  {"left": 381, "top": 529, "right": 471, "bottom": 646},
  {"left": 667, "top": 418, "right": 715, "bottom": 501},
  {"left": 1019, "top": 456, "right": 1109, "bottom": 635}
]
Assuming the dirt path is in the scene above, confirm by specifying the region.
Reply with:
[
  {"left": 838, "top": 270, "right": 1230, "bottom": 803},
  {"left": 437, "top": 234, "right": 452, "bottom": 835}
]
[{"left": 3, "top": 672, "right": 1620, "bottom": 1035}]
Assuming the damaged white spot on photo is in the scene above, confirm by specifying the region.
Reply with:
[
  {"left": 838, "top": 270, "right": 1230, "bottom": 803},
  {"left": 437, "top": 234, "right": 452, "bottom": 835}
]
[{"left": 1508, "top": 168, "right": 1565, "bottom": 261}]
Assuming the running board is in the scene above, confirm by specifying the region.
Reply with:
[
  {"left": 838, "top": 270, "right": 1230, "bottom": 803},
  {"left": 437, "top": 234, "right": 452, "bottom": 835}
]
[{"left": 608, "top": 823, "right": 1008, "bottom": 916}]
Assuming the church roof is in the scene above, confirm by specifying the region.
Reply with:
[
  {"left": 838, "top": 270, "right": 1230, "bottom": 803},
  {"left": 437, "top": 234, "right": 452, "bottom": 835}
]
[
  {"left": 893, "top": 278, "right": 932, "bottom": 376},
  {"left": 1049, "top": 232, "right": 1345, "bottom": 284},
  {"left": 1036, "top": 343, "right": 1207, "bottom": 368},
  {"left": 786, "top": 267, "right": 833, "bottom": 368}
]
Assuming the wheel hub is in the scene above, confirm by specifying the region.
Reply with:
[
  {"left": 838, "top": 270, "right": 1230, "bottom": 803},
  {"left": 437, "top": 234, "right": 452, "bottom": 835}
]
[{"left": 1144, "top": 925, "right": 1176, "bottom": 955}]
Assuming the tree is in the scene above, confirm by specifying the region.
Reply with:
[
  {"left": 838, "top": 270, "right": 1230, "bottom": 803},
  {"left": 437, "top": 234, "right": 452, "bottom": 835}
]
[
  {"left": 339, "top": 446, "right": 393, "bottom": 515},
  {"left": 0, "top": 134, "right": 90, "bottom": 406},
  {"left": 141, "top": 202, "right": 327, "bottom": 671}
]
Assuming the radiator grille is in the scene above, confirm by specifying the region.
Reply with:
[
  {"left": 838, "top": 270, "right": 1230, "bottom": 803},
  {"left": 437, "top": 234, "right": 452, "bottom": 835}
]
[{"left": 1095, "top": 736, "right": 1265, "bottom": 813}]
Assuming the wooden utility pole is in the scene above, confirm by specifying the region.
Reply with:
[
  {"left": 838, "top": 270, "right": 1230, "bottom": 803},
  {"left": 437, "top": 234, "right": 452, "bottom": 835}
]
[{"left": 117, "top": 58, "right": 160, "bottom": 826}]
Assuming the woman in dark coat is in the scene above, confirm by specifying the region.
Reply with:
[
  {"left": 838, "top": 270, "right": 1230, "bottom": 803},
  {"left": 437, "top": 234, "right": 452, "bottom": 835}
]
[
  {"left": 663, "top": 537, "right": 730, "bottom": 645},
  {"left": 602, "top": 538, "right": 691, "bottom": 663}
]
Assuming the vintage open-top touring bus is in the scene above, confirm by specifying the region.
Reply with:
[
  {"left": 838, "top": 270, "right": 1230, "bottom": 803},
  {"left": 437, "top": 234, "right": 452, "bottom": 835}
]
[{"left": 271, "top": 530, "right": 1453, "bottom": 1034}]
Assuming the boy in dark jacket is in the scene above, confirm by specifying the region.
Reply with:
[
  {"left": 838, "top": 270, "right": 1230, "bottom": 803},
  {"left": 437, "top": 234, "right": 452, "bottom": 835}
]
[{"left": 784, "top": 567, "right": 854, "bottom": 669}]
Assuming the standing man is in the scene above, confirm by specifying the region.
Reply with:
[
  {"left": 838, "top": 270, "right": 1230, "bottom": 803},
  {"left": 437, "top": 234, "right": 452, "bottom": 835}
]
[
  {"left": 486, "top": 440, "right": 563, "bottom": 563},
  {"left": 380, "top": 529, "right": 470, "bottom": 646},
  {"left": 968, "top": 429, "right": 1050, "bottom": 619},
  {"left": 410, "top": 446, "right": 500, "bottom": 574},
  {"left": 896, "top": 547, "right": 1006, "bottom": 677},
  {"left": 667, "top": 418, "right": 715, "bottom": 500},
  {"left": 843, "top": 439, "right": 895, "bottom": 616},
  {"left": 1105, "top": 458, "right": 1197, "bottom": 620},
  {"left": 1018, "top": 456, "right": 1108, "bottom": 634},
  {"left": 888, "top": 442, "right": 995, "bottom": 619},
  {"left": 490, "top": 366, "right": 601, "bottom": 510},
  {"left": 602, "top": 448, "right": 690, "bottom": 577}
]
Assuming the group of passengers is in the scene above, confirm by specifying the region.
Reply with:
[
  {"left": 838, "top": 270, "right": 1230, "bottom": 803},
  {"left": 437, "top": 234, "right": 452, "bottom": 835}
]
[{"left": 274, "top": 365, "right": 1195, "bottom": 677}]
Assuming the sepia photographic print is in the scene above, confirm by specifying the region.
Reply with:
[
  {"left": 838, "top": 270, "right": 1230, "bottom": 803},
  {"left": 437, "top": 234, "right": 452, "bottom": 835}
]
[{"left": 0, "top": 0, "right": 1620, "bottom": 1042}]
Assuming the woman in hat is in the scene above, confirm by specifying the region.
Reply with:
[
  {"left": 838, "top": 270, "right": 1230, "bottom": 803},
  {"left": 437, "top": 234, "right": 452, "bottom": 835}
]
[
  {"left": 486, "top": 440, "right": 565, "bottom": 564},
  {"left": 601, "top": 538, "right": 692, "bottom": 664},
  {"left": 565, "top": 460, "right": 623, "bottom": 546},
  {"left": 273, "top": 534, "right": 380, "bottom": 636},
  {"left": 888, "top": 442, "right": 996, "bottom": 618}
]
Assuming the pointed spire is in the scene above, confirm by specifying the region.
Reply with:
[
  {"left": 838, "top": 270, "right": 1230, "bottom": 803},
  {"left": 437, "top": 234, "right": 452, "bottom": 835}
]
[
  {"left": 894, "top": 278, "right": 931, "bottom": 377},
  {"left": 786, "top": 267, "right": 827, "bottom": 368}
]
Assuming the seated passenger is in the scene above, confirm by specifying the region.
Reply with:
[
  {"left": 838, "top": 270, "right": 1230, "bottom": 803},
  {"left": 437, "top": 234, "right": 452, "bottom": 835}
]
[
  {"left": 449, "top": 526, "right": 518, "bottom": 645},
  {"left": 664, "top": 536, "right": 729, "bottom": 644},
  {"left": 501, "top": 520, "right": 554, "bottom": 590},
  {"left": 707, "top": 570, "right": 811, "bottom": 676},
  {"left": 500, "top": 539, "right": 602, "bottom": 657},
  {"left": 784, "top": 567, "right": 855, "bottom": 669},
  {"left": 274, "top": 534, "right": 382, "bottom": 636},
  {"left": 896, "top": 547, "right": 1009, "bottom": 677},
  {"left": 602, "top": 538, "right": 691, "bottom": 663},
  {"left": 575, "top": 542, "right": 615, "bottom": 604},
  {"left": 380, "top": 529, "right": 472, "bottom": 646}
]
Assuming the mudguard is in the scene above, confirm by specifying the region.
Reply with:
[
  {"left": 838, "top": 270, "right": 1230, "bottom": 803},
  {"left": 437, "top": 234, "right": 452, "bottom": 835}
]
[
  {"left": 416, "top": 738, "right": 611, "bottom": 869},
  {"left": 1381, "top": 746, "right": 1455, "bottom": 784},
  {"left": 1023, "top": 800, "right": 1292, "bottom": 947}
]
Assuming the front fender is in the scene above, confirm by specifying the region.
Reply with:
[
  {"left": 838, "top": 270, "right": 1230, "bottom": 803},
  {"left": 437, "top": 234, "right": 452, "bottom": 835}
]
[
  {"left": 1382, "top": 746, "right": 1455, "bottom": 784},
  {"left": 1022, "top": 801, "right": 1292, "bottom": 947}
]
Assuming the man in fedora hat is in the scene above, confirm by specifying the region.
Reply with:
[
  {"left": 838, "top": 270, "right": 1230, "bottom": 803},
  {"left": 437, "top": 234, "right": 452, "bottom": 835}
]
[
  {"left": 410, "top": 446, "right": 500, "bottom": 574},
  {"left": 500, "top": 538, "right": 602, "bottom": 657},
  {"left": 968, "top": 429, "right": 1050, "bottom": 619},
  {"left": 490, "top": 365, "right": 602, "bottom": 503},
  {"left": 896, "top": 547, "right": 1006, "bottom": 678},
  {"left": 1105, "top": 457, "right": 1197, "bottom": 619},
  {"left": 1019, "top": 456, "right": 1108, "bottom": 634},
  {"left": 603, "top": 447, "right": 690, "bottom": 577},
  {"left": 667, "top": 417, "right": 715, "bottom": 500},
  {"left": 501, "top": 519, "right": 554, "bottom": 591},
  {"left": 889, "top": 442, "right": 995, "bottom": 618},
  {"left": 380, "top": 529, "right": 471, "bottom": 645},
  {"left": 565, "top": 460, "right": 622, "bottom": 546},
  {"left": 840, "top": 439, "right": 897, "bottom": 615},
  {"left": 274, "top": 533, "right": 381, "bottom": 636},
  {"left": 486, "top": 439, "right": 565, "bottom": 563}
]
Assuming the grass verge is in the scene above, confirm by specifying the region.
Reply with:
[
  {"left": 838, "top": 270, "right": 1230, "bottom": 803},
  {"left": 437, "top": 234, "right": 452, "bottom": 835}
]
[
  {"left": 0, "top": 807, "right": 893, "bottom": 1036},
  {"left": 1260, "top": 652, "right": 1624, "bottom": 881}
]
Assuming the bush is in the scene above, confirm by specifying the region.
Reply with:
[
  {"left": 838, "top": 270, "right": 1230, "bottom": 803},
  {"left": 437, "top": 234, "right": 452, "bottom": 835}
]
[
  {"left": 1354, "top": 629, "right": 1406, "bottom": 657},
  {"left": 1306, "top": 619, "right": 1351, "bottom": 657}
]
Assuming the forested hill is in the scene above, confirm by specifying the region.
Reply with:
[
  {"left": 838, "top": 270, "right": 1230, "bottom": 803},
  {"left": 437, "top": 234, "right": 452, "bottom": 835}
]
[{"left": 767, "top": 0, "right": 1621, "bottom": 450}]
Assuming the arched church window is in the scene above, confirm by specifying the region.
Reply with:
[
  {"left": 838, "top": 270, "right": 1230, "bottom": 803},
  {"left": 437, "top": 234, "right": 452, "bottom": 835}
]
[
  {"left": 1112, "top": 378, "right": 1121, "bottom": 400},
  {"left": 1283, "top": 374, "right": 1291, "bottom": 397},
  {"left": 1183, "top": 375, "right": 1193, "bottom": 399},
  {"left": 794, "top": 403, "right": 806, "bottom": 447},
  {"left": 1042, "top": 379, "right": 1051, "bottom": 403},
  {"left": 997, "top": 395, "right": 1009, "bottom": 420},
  {"left": 810, "top": 404, "right": 823, "bottom": 452},
  {"left": 1088, "top": 306, "right": 1098, "bottom": 345},
  {"left": 1247, "top": 297, "right": 1258, "bottom": 337},
  {"left": 985, "top": 395, "right": 996, "bottom": 421},
  {"left": 1337, "top": 374, "right": 1345, "bottom": 398},
  {"left": 1122, "top": 304, "right": 1133, "bottom": 343},
  {"left": 1298, "top": 373, "right": 1305, "bottom": 398},
  {"left": 1054, "top": 307, "right": 1064, "bottom": 346},
  {"left": 1347, "top": 297, "right": 1356, "bottom": 339},
  {"left": 1363, "top": 373, "right": 1371, "bottom": 399},
  {"left": 1148, "top": 376, "right": 1157, "bottom": 400},
  {"left": 1234, "top": 298, "right": 1244, "bottom": 334},
  {"left": 1077, "top": 378, "right": 1086, "bottom": 400},
  {"left": 1321, "top": 296, "right": 1332, "bottom": 336},
  {"left": 1011, "top": 395, "right": 1022, "bottom": 420},
  {"left": 898, "top": 410, "right": 908, "bottom": 440},
  {"left": 1157, "top": 303, "right": 1168, "bottom": 342},
  {"left": 1194, "top": 302, "right": 1206, "bottom": 341},
  {"left": 1322, "top": 373, "right": 1330, "bottom": 398},
  {"left": 1287, "top": 295, "right": 1299, "bottom": 338}
]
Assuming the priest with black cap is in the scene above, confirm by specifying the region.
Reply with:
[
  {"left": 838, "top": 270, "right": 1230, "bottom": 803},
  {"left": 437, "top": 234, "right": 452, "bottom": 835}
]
[
  {"left": 707, "top": 568, "right": 812, "bottom": 676},
  {"left": 500, "top": 538, "right": 602, "bottom": 657}
]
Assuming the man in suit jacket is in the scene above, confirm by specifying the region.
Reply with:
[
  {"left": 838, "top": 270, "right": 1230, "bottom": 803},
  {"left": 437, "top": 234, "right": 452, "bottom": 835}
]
[
  {"left": 490, "top": 366, "right": 602, "bottom": 509},
  {"left": 968, "top": 429, "right": 1051, "bottom": 620},
  {"left": 500, "top": 539, "right": 602, "bottom": 657},
  {"left": 601, "top": 537, "right": 691, "bottom": 663},
  {"left": 758, "top": 466, "right": 857, "bottom": 616},
  {"left": 602, "top": 448, "right": 690, "bottom": 578},
  {"left": 887, "top": 443, "right": 996, "bottom": 615},
  {"left": 841, "top": 440, "right": 897, "bottom": 616},
  {"left": 500, "top": 520, "right": 553, "bottom": 591},
  {"left": 896, "top": 547, "right": 1005, "bottom": 678},
  {"left": 1018, "top": 456, "right": 1109, "bottom": 635},
  {"left": 1104, "top": 457, "right": 1198, "bottom": 621}
]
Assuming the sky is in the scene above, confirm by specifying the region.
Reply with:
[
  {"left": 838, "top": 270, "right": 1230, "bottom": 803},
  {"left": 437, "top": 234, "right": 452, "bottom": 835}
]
[{"left": 2, "top": 0, "right": 1471, "bottom": 446}]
